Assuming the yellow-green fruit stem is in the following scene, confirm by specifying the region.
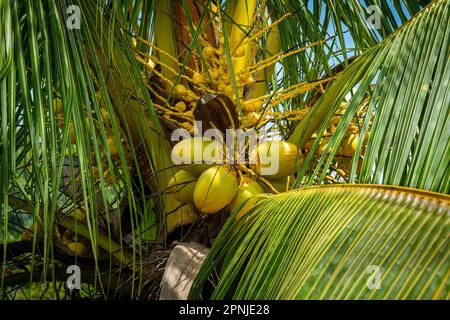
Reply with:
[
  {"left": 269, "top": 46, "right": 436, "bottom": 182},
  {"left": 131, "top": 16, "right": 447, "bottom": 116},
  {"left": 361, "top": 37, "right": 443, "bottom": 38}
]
[
  {"left": 247, "top": 24, "right": 281, "bottom": 100},
  {"left": 230, "top": 0, "right": 258, "bottom": 75},
  {"left": 154, "top": 1, "right": 179, "bottom": 85},
  {"left": 60, "top": 218, "right": 129, "bottom": 265}
]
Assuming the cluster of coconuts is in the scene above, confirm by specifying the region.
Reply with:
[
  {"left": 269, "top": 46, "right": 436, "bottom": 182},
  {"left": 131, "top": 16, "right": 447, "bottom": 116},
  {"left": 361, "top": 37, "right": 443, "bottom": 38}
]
[
  {"left": 305, "top": 129, "right": 360, "bottom": 158},
  {"left": 168, "top": 137, "right": 300, "bottom": 219},
  {"left": 303, "top": 103, "right": 368, "bottom": 174},
  {"left": 303, "top": 130, "right": 363, "bottom": 174}
]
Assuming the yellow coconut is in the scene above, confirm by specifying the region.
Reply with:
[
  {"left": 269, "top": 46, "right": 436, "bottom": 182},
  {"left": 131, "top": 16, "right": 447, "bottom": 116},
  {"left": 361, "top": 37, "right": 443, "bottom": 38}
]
[
  {"left": 250, "top": 141, "right": 299, "bottom": 179},
  {"left": 100, "top": 108, "right": 109, "bottom": 120},
  {"left": 183, "top": 90, "right": 199, "bottom": 103},
  {"left": 167, "top": 170, "right": 197, "bottom": 204},
  {"left": 305, "top": 135, "right": 337, "bottom": 156},
  {"left": 254, "top": 100, "right": 263, "bottom": 111},
  {"left": 20, "top": 223, "right": 42, "bottom": 241},
  {"left": 53, "top": 97, "right": 63, "bottom": 114},
  {"left": 228, "top": 180, "right": 264, "bottom": 220},
  {"left": 210, "top": 69, "right": 220, "bottom": 80},
  {"left": 244, "top": 75, "right": 255, "bottom": 84},
  {"left": 338, "top": 157, "right": 352, "bottom": 173},
  {"left": 348, "top": 123, "right": 359, "bottom": 134},
  {"left": 194, "top": 166, "right": 238, "bottom": 213},
  {"left": 60, "top": 231, "right": 73, "bottom": 246},
  {"left": 304, "top": 133, "right": 317, "bottom": 152},
  {"left": 243, "top": 99, "right": 263, "bottom": 112},
  {"left": 84, "top": 118, "right": 92, "bottom": 134},
  {"left": 318, "top": 137, "right": 331, "bottom": 155},
  {"left": 217, "top": 83, "right": 226, "bottom": 92},
  {"left": 341, "top": 134, "right": 358, "bottom": 157},
  {"left": 203, "top": 46, "right": 215, "bottom": 59},
  {"left": 107, "top": 136, "right": 119, "bottom": 156},
  {"left": 68, "top": 118, "right": 92, "bottom": 145},
  {"left": 364, "top": 131, "right": 371, "bottom": 143},
  {"left": 69, "top": 124, "right": 76, "bottom": 144},
  {"left": 224, "top": 86, "right": 234, "bottom": 98},
  {"left": 70, "top": 208, "right": 86, "bottom": 222},
  {"left": 103, "top": 169, "right": 113, "bottom": 184},
  {"left": 337, "top": 156, "right": 362, "bottom": 173},
  {"left": 95, "top": 91, "right": 103, "bottom": 102},
  {"left": 171, "top": 137, "right": 223, "bottom": 176},
  {"left": 67, "top": 241, "right": 88, "bottom": 256},
  {"left": 166, "top": 200, "right": 197, "bottom": 234},
  {"left": 242, "top": 111, "right": 262, "bottom": 128}
]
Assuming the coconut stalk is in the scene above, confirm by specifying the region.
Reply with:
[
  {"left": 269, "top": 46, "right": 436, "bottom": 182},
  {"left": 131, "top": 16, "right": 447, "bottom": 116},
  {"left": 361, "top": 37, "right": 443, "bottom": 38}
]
[
  {"left": 229, "top": 0, "right": 259, "bottom": 76},
  {"left": 246, "top": 24, "right": 282, "bottom": 100},
  {"left": 153, "top": 1, "right": 180, "bottom": 85}
]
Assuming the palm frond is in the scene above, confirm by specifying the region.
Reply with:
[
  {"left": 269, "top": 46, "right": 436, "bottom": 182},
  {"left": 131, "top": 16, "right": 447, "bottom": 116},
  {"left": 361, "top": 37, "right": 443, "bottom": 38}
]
[{"left": 191, "top": 184, "right": 449, "bottom": 299}]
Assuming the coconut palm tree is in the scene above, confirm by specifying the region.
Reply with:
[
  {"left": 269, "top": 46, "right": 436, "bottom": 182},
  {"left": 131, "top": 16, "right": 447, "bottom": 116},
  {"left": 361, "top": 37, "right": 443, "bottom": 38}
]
[{"left": 0, "top": 0, "right": 448, "bottom": 299}]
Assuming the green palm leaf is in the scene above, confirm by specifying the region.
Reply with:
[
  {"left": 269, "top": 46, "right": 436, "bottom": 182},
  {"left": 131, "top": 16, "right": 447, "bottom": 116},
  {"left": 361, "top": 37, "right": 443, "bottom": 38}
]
[
  {"left": 0, "top": 0, "right": 166, "bottom": 297},
  {"left": 190, "top": 185, "right": 449, "bottom": 299}
]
